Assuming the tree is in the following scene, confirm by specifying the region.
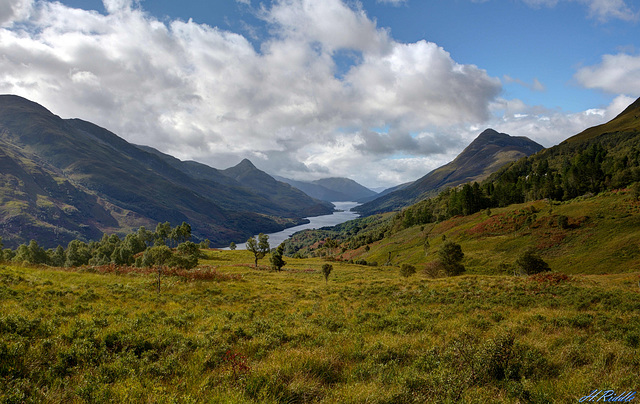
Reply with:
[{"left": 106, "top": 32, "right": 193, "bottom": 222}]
[
  {"left": 400, "top": 263, "right": 417, "bottom": 278},
  {"left": 439, "top": 240, "right": 465, "bottom": 276},
  {"left": 140, "top": 245, "right": 173, "bottom": 293},
  {"left": 246, "top": 236, "right": 262, "bottom": 268},
  {"left": 270, "top": 243, "right": 286, "bottom": 271},
  {"left": 423, "top": 237, "right": 430, "bottom": 257},
  {"left": 154, "top": 222, "right": 171, "bottom": 246},
  {"left": 49, "top": 246, "right": 66, "bottom": 267},
  {"left": 167, "top": 241, "right": 200, "bottom": 269},
  {"left": 515, "top": 248, "right": 550, "bottom": 275},
  {"left": 229, "top": 242, "right": 237, "bottom": 251},
  {"left": 170, "top": 222, "right": 192, "bottom": 246},
  {"left": 14, "top": 240, "right": 48, "bottom": 265},
  {"left": 112, "top": 233, "right": 146, "bottom": 266},
  {"left": 137, "top": 226, "right": 155, "bottom": 247},
  {"left": 141, "top": 245, "right": 173, "bottom": 267},
  {"left": 65, "top": 240, "right": 92, "bottom": 267},
  {"left": 258, "top": 233, "right": 270, "bottom": 256},
  {"left": 322, "top": 263, "right": 333, "bottom": 284},
  {"left": 89, "top": 234, "right": 121, "bottom": 265}
]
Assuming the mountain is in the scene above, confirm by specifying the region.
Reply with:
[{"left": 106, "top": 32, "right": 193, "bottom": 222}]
[
  {"left": 0, "top": 95, "right": 332, "bottom": 248},
  {"left": 136, "top": 148, "right": 332, "bottom": 217},
  {"left": 358, "top": 181, "right": 413, "bottom": 203},
  {"left": 220, "top": 159, "right": 333, "bottom": 216},
  {"left": 312, "top": 178, "right": 377, "bottom": 202},
  {"left": 355, "top": 129, "right": 544, "bottom": 215},
  {"left": 274, "top": 176, "right": 377, "bottom": 202}
]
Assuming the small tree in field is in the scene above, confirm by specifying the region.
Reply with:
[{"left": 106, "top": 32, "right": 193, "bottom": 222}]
[
  {"left": 246, "top": 237, "right": 260, "bottom": 267},
  {"left": 439, "top": 240, "right": 465, "bottom": 276},
  {"left": 246, "top": 234, "right": 270, "bottom": 268},
  {"left": 270, "top": 243, "right": 286, "bottom": 271},
  {"left": 322, "top": 263, "right": 333, "bottom": 284},
  {"left": 258, "top": 233, "right": 270, "bottom": 256},
  {"left": 141, "top": 245, "right": 173, "bottom": 293},
  {"left": 400, "top": 263, "right": 417, "bottom": 278},
  {"left": 229, "top": 242, "right": 237, "bottom": 251}
]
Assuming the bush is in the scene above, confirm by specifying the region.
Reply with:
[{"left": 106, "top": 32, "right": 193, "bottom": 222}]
[
  {"left": 270, "top": 244, "right": 286, "bottom": 271},
  {"left": 400, "top": 264, "right": 416, "bottom": 278},
  {"left": 423, "top": 261, "right": 443, "bottom": 278},
  {"left": 439, "top": 240, "right": 465, "bottom": 276},
  {"left": 515, "top": 248, "right": 550, "bottom": 275},
  {"left": 322, "top": 263, "right": 333, "bottom": 283}
]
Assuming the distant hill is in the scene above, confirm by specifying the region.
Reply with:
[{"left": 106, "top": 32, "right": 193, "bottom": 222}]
[
  {"left": 0, "top": 95, "right": 332, "bottom": 248},
  {"left": 355, "top": 129, "right": 544, "bottom": 215},
  {"left": 136, "top": 148, "right": 333, "bottom": 217},
  {"left": 358, "top": 181, "right": 413, "bottom": 203},
  {"left": 274, "top": 176, "right": 377, "bottom": 202}
]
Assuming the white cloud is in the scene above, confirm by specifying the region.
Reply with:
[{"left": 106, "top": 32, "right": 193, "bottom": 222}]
[
  {"left": 0, "top": 0, "right": 33, "bottom": 26},
  {"left": 575, "top": 53, "right": 640, "bottom": 96},
  {"left": 486, "top": 95, "right": 633, "bottom": 147},
  {"left": 582, "top": 0, "right": 638, "bottom": 22},
  {"left": 2, "top": 0, "right": 634, "bottom": 189},
  {"left": 520, "top": 0, "right": 638, "bottom": 21},
  {"left": 0, "top": 0, "right": 508, "bottom": 188},
  {"left": 377, "top": 0, "right": 408, "bottom": 6}
]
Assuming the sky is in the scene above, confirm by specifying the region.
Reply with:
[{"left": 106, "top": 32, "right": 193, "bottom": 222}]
[{"left": 1, "top": 0, "right": 639, "bottom": 189}]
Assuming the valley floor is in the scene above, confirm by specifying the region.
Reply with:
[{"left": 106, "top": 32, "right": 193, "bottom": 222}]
[{"left": 1, "top": 251, "right": 639, "bottom": 403}]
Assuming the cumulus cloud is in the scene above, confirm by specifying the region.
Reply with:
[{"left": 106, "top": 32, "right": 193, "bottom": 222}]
[
  {"left": 0, "top": 0, "right": 509, "bottom": 187},
  {"left": 0, "top": 0, "right": 33, "bottom": 25},
  {"left": 575, "top": 53, "right": 640, "bottom": 96},
  {"left": 486, "top": 94, "right": 634, "bottom": 147}
]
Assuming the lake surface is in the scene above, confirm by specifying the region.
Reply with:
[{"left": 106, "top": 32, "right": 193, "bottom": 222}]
[{"left": 235, "top": 201, "right": 360, "bottom": 249}]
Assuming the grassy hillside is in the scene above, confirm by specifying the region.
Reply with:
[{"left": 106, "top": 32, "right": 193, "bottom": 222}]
[
  {"left": 1, "top": 252, "right": 639, "bottom": 402},
  {"left": 289, "top": 189, "right": 640, "bottom": 275}
]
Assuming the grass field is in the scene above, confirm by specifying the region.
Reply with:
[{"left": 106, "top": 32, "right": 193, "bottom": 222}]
[
  {"left": 344, "top": 190, "right": 640, "bottom": 275},
  {"left": 1, "top": 248, "right": 639, "bottom": 403}
]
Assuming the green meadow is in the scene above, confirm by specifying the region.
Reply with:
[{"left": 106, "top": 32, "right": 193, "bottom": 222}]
[
  {"left": 1, "top": 245, "right": 639, "bottom": 403},
  {"left": 335, "top": 190, "right": 640, "bottom": 276}
]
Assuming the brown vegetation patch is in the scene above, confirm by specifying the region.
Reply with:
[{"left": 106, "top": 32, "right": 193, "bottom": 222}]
[
  {"left": 528, "top": 272, "right": 571, "bottom": 284},
  {"left": 76, "top": 264, "right": 241, "bottom": 281}
]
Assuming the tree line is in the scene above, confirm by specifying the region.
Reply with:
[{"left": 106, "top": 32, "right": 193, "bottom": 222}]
[
  {"left": 0, "top": 222, "right": 206, "bottom": 269},
  {"left": 395, "top": 141, "right": 640, "bottom": 231}
]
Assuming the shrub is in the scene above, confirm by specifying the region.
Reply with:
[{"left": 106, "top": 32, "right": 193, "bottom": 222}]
[
  {"left": 423, "top": 261, "right": 443, "bottom": 278},
  {"left": 515, "top": 248, "right": 550, "bottom": 275},
  {"left": 400, "top": 264, "right": 416, "bottom": 278},
  {"left": 322, "top": 263, "right": 333, "bottom": 283},
  {"left": 556, "top": 215, "right": 569, "bottom": 229},
  {"left": 270, "top": 244, "right": 286, "bottom": 271},
  {"left": 439, "top": 240, "right": 465, "bottom": 276}
]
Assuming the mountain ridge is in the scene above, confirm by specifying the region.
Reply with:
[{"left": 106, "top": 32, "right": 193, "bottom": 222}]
[
  {"left": 355, "top": 129, "right": 544, "bottom": 215},
  {"left": 274, "top": 176, "right": 377, "bottom": 203}
]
